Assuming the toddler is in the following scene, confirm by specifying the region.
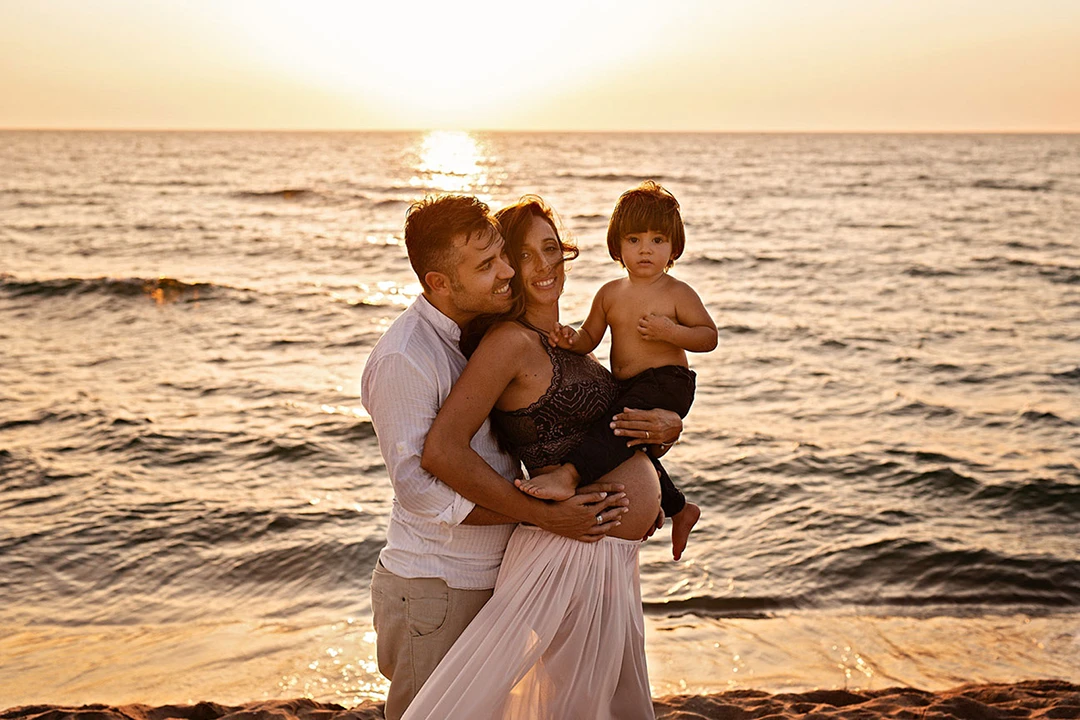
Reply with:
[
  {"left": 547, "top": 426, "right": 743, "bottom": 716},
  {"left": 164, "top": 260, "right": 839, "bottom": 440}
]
[{"left": 517, "top": 180, "right": 717, "bottom": 560}]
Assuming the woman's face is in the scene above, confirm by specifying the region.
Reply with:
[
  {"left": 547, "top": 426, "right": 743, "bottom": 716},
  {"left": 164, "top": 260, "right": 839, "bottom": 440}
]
[{"left": 515, "top": 213, "right": 566, "bottom": 308}]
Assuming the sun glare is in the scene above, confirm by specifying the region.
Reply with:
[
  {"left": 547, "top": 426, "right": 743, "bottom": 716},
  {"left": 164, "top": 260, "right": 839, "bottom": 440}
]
[
  {"left": 410, "top": 131, "right": 495, "bottom": 195},
  {"left": 209, "top": 0, "right": 674, "bottom": 130}
]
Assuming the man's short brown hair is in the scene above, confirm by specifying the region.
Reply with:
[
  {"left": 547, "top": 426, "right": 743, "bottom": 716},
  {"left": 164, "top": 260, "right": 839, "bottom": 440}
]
[
  {"left": 404, "top": 195, "right": 500, "bottom": 291},
  {"left": 606, "top": 180, "right": 686, "bottom": 269}
]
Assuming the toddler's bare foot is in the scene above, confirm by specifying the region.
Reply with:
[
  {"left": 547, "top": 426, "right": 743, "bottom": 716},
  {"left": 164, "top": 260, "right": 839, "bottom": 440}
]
[
  {"left": 514, "top": 465, "right": 578, "bottom": 501},
  {"left": 670, "top": 502, "right": 700, "bottom": 561}
]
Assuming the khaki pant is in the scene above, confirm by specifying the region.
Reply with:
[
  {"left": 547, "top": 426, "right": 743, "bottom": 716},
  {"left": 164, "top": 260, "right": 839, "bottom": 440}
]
[{"left": 370, "top": 562, "right": 493, "bottom": 720}]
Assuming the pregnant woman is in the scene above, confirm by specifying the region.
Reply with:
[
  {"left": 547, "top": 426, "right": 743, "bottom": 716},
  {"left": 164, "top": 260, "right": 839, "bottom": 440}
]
[{"left": 405, "top": 197, "right": 674, "bottom": 719}]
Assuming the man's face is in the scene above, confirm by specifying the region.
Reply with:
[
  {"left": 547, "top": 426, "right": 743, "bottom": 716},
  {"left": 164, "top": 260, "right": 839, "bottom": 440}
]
[{"left": 446, "top": 227, "right": 515, "bottom": 318}]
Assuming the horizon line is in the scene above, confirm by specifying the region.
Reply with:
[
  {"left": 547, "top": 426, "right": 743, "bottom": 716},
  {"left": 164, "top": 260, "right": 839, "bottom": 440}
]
[{"left": 1, "top": 126, "right": 1078, "bottom": 135}]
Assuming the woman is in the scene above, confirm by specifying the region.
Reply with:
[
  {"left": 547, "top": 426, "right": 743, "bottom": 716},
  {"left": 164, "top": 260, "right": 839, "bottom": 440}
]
[{"left": 407, "top": 197, "right": 672, "bottom": 719}]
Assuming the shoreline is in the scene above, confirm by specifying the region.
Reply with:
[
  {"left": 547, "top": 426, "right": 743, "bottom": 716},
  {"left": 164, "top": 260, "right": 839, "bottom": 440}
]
[
  {"left": 4, "top": 611, "right": 1077, "bottom": 709},
  {"left": 4, "top": 680, "right": 1077, "bottom": 720}
]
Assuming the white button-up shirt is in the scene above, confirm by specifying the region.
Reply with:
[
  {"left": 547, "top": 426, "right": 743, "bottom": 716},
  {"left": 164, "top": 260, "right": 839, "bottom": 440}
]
[{"left": 361, "top": 295, "right": 521, "bottom": 590}]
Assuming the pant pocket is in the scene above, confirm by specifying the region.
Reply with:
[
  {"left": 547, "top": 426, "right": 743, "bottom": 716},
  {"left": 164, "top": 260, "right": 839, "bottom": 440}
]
[{"left": 406, "top": 585, "right": 449, "bottom": 638}]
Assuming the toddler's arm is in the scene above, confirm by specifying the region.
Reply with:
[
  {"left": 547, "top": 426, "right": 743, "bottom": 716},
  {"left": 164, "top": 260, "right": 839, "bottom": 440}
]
[
  {"left": 549, "top": 286, "right": 610, "bottom": 354},
  {"left": 637, "top": 282, "right": 717, "bottom": 352}
]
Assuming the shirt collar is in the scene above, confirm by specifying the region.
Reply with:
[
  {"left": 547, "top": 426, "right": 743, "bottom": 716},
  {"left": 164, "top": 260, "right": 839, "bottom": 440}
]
[{"left": 415, "top": 294, "right": 462, "bottom": 345}]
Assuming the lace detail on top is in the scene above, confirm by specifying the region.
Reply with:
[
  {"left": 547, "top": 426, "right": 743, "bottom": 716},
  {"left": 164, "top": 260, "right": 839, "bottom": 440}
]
[{"left": 491, "top": 329, "right": 618, "bottom": 473}]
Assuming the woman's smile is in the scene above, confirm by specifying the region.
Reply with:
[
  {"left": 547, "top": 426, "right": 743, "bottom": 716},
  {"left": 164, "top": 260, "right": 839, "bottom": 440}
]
[{"left": 532, "top": 275, "right": 557, "bottom": 289}]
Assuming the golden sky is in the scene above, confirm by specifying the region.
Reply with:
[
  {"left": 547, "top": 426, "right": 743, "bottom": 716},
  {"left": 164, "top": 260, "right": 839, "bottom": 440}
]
[{"left": 2, "top": 0, "right": 1078, "bottom": 131}]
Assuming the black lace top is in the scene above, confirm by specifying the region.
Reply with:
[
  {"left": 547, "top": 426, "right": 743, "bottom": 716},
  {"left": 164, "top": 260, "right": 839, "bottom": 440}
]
[{"left": 491, "top": 328, "right": 618, "bottom": 473}]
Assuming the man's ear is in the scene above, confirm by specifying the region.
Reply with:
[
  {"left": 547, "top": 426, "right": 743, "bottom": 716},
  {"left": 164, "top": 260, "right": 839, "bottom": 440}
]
[{"left": 425, "top": 270, "right": 452, "bottom": 296}]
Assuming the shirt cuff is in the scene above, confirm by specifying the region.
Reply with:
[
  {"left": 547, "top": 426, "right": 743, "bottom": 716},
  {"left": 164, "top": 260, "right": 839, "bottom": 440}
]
[{"left": 435, "top": 492, "right": 476, "bottom": 527}]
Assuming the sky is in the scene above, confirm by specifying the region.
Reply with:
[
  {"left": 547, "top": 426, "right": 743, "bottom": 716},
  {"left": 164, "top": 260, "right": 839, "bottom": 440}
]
[{"left": 1, "top": 0, "right": 1078, "bottom": 132}]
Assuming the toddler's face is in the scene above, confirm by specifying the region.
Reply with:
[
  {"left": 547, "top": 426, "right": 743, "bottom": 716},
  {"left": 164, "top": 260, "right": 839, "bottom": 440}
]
[{"left": 619, "top": 230, "right": 672, "bottom": 277}]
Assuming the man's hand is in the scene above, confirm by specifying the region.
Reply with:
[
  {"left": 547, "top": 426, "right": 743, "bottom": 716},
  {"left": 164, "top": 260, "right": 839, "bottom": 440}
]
[
  {"left": 611, "top": 407, "right": 682, "bottom": 449},
  {"left": 637, "top": 313, "right": 676, "bottom": 343},
  {"left": 536, "top": 482, "right": 629, "bottom": 542},
  {"left": 642, "top": 508, "right": 664, "bottom": 541}
]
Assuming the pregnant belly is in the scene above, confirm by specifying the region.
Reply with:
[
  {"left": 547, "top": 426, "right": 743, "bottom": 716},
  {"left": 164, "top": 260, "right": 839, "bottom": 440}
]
[{"left": 601, "top": 451, "right": 662, "bottom": 541}]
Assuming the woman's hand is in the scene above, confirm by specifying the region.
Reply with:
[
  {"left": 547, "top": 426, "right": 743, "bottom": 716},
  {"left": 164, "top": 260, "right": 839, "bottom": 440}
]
[
  {"left": 610, "top": 407, "right": 682, "bottom": 449},
  {"left": 536, "top": 482, "right": 629, "bottom": 542}
]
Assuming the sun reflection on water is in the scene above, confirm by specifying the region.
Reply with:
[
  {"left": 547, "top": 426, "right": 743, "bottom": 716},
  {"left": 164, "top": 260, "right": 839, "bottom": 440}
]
[
  {"left": 411, "top": 131, "right": 496, "bottom": 196},
  {"left": 277, "top": 618, "right": 388, "bottom": 706}
]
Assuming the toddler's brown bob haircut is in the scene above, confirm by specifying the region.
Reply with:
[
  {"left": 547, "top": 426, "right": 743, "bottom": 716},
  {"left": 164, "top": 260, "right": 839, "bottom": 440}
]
[{"left": 606, "top": 180, "right": 686, "bottom": 269}]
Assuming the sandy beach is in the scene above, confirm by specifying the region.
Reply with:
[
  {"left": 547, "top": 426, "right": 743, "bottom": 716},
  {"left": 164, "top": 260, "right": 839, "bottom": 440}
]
[{"left": 5, "top": 681, "right": 1078, "bottom": 720}]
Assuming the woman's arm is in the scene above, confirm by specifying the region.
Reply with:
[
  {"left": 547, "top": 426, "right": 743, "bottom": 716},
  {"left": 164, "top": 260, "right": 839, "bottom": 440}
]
[{"left": 422, "top": 325, "right": 628, "bottom": 541}]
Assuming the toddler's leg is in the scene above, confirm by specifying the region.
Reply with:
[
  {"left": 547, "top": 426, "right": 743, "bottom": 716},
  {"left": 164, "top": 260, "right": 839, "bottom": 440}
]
[
  {"left": 515, "top": 463, "right": 580, "bottom": 501},
  {"left": 669, "top": 502, "right": 700, "bottom": 562},
  {"left": 657, "top": 460, "right": 686, "bottom": 517}
]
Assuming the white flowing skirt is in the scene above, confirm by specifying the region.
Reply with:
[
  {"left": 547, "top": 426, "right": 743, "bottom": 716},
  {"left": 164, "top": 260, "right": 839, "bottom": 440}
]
[{"left": 401, "top": 525, "right": 654, "bottom": 720}]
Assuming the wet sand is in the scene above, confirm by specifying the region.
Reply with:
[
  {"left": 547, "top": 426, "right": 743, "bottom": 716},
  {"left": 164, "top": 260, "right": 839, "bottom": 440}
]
[{"left": 5, "top": 680, "right": 1077, "bottom": 720}]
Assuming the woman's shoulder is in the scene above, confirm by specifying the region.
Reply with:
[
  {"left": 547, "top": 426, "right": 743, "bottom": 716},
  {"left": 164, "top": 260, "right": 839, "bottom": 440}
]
[{"left": 477, "top": 320, "right": 538, "bottom": 353}]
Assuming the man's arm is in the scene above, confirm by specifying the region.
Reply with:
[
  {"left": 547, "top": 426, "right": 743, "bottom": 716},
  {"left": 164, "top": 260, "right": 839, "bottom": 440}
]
[{"left": 362, "top": 351, "right": 479, "bottom": 525}]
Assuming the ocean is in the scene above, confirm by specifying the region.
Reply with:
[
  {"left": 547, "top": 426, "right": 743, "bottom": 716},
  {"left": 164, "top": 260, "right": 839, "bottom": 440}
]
[{"left": 1, "top": 130, "right": 1078, "bottom": 707}]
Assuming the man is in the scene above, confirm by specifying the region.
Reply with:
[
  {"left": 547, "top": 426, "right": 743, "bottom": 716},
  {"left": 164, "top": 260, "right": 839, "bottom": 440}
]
[
  {"left": 361, "top": 195, "right": 633, "bottom": 719},
  {"left": 362, "top": 194, "right": 630, "bottom": 716}
]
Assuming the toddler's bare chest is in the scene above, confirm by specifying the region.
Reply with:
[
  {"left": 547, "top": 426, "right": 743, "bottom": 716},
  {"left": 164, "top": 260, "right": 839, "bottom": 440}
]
[{"left": 607, "top": 289, "right": 677, "bottom": 328}]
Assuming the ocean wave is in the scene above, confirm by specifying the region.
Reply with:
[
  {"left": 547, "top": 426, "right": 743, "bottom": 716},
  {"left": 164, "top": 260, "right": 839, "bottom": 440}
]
[
  {"left": 0, "top": 274, "right": 220, "bottom": 301},
  {"left": 218, "top": 538, "right": 382, "bottom": 587},
  {"left": 974, "top": 257, "right": 1080, "bottom": 284},
  {"left": 885, "top": 466, "right": 981, "bottom": 496},
  {"left": 88, "top": 428, "right": 345, "bottom": 470},
  {"left": 973, "top": 178, "right": 1055, "bottom": 193},
  {"left": 554, "top": 172, "right": 663, "bottom": 183},
  {"left": 971, "top": 477, "right": 1080, "bottom": 520},
  {"left": 886, "top": 398, "right": 959, "bottom": 419},
  {"left": 1015, "top": 410, "right": 1074, "bottom": 427},
  {"left": 691, "top": 254, "right": 738, "bottom": 265},
  {"left": 928, "top": 362, "right": 963, "bottom": 373},
  {"left": 110, "top": 179, "right": 213, "bottom": 187},
  {"left": 242, "top": 437, "right": 327, "bottom": 463},
  {"left": 1051, "top": 366, "right": 1080, "bottom": 382},
  {"left": 807, "top": 537, "right": 1080, "bottom": 608},
  {"left": 232, "top": 188, "right": 318, "bottom": 201},
  {"left": 1041, "top": 266, "right": 1080, "bottom": 285},
  {"left": 318, "top": 419, "right": 376, "bottom": 441},
  {"left": 903, "top": 265, "right": 963, "bottom": 277},
  {"left": 837, "top": 222, "right": 918, "bottom": 230},
  {"left": 0, "top": 449, "right": 91, "bottom": 491},
  {"left": 643, "top": 595, "right": 790, "bottom": 617},
  {"left": 885, "top": 449, "right": 965, "bottom": 465},
  {"left": 974, "top": 255, "right": 1040, "bottom": 268}
]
